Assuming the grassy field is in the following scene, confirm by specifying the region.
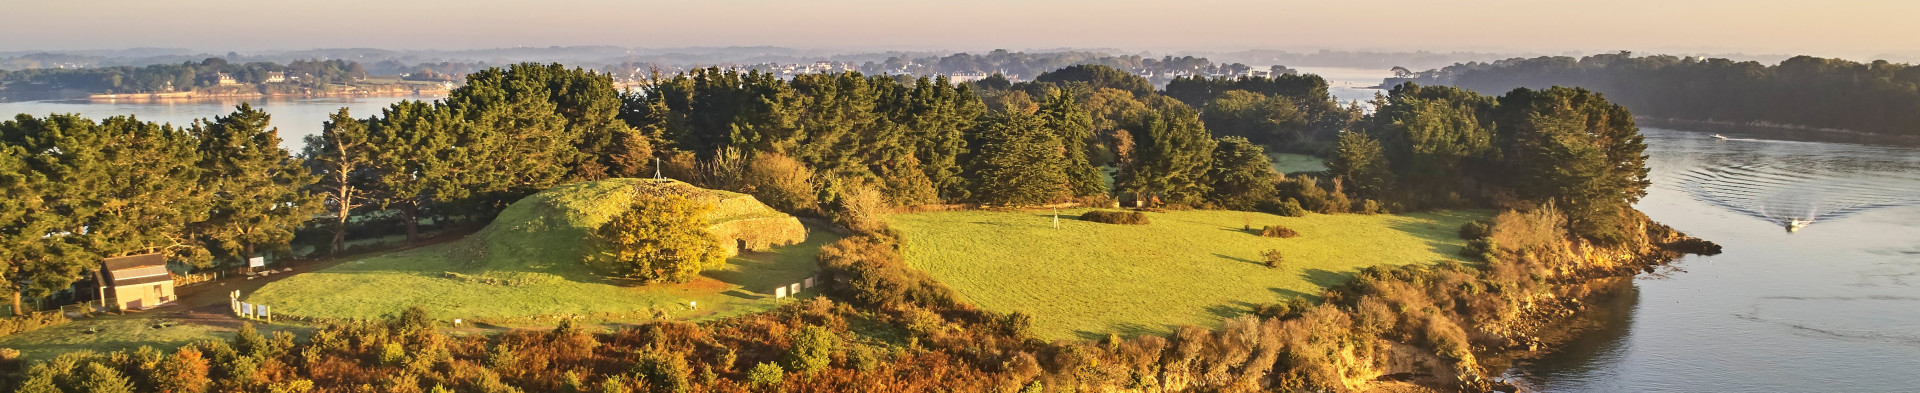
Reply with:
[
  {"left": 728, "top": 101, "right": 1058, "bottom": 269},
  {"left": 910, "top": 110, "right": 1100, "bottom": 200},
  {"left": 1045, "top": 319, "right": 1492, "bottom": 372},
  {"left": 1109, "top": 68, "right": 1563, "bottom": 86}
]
[
  {"left": 0, "top": 316, "right": 309, "bottom": 362},
  {"left": 1269, "top": 152, "right": 1328, "bottom": 174},
  {"left": 248, "top": 179, "right": 834, "bottom": 326},
  {"left": 890, "top": 208, "right": 1484, "bottom": 340}
]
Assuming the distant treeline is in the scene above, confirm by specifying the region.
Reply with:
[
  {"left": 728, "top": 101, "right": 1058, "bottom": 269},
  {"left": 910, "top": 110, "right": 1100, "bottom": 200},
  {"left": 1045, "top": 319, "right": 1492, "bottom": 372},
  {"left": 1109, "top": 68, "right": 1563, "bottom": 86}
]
[
  {"left": 0, "top": 58, "right": 367, "bottom": 94},
  {"left": 1408, "top": 52, "right": 1920, "bottom": 137}
]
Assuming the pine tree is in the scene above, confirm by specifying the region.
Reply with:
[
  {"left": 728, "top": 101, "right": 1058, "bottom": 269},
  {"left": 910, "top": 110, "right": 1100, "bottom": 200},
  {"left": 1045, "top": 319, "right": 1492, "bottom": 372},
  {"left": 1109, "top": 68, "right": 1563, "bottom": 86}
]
[
  {"left": 966, "top": 112, "right": 1067, "bottom": 206},
  {"left": 303, "top": 109, "right": 375, "bottom": 256},
  {"left": 192, "top": 104, "right": 324, "bottom": 263},
  {"left": 1039, "top": 89, "right": 1107, "bottom": 197},
  {"left": 1114, "top": 98, "right": 1215, "bottom": 206},
  {"left": 1205, "top": 136, "right": 1279, "bottom": 210}
]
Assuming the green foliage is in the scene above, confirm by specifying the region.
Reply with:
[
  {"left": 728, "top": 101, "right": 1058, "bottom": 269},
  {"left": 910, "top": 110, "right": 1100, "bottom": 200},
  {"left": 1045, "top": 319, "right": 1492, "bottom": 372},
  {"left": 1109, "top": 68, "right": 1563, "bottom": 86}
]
[
  {"left": 1114, "top": 97, "right": 1215, "bottom": 206},
  {"left": 1420, "top": 52, "right": 1920, "bottom": 137},
  {"left": 79, "top": 362, "right": 135, "bottom": 393},
  {"left": 1458, "top": 220, "right": 1493, "bottom": 240},
  {"left": 1328, "top": 131, "right": 1393, "bottom": 199},
  {"left": 784, "top": 326, "right": 836, "bottom": 376},
  {"left": 592, "top": 194, "right": 725, "bottom": 284},
  {"left": 1034, "top": 64, "right": 1153, "bottom": 97},
  {"left": 816, "top": 234, "right": 959, "bottom": 310},
  {"left": 1494, "top": 87, "right": 1650, "bottom": 244},
  {"left": 1204, "top": 136, "right": 1280, "bottom": 210},
  {"left": 303, "top": 108, "right": 377, "bottom": 256},
  {"left": 746, "top": 362, "right": 785, "bottom": 390},
  {"left": 1201, "top": 90, "right": 1308, "bottom": 147},
  {"left": 1270, "top": 199, "right": 1307, "bottom": 217},
  {"left": 1039, "top": 89, "right": 1108, "bottom": 198},
  {"left": 966, "top": 112, "right": 1067, "bottom": 206},
  {"left": 1080, "top": 210, "right": 1149, "bottom": 225},
  {"left": 192, "top": 103, "right": 325, "bottom": 261},
  {"left": 630, "top": 349, "right": 691, "bottom": 393}
]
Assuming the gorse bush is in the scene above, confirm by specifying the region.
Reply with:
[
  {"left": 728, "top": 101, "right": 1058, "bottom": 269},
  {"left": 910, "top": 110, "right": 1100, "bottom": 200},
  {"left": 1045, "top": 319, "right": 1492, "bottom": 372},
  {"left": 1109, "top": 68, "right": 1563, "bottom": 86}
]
[
  {"left": 1261, "top": 249, "right": 1286, "bottom": 269},
  {"left": 816, "top": 233, "right": 960, "bottom": 310},
  {"left": 0, "top": 312, "right": 68, "bottom": 339},
  {"left": 1080, "top": 210, "right": 1149, "bottom": 225},
  {"left": 591, "top": 194, "right": 725, "bottom": 284},
  {"left": 1258, "top": 225, "right": 1301, "bottom": 238},
  {"left": 1458, "top": 220, "right": 1493, "bottom": 240}
]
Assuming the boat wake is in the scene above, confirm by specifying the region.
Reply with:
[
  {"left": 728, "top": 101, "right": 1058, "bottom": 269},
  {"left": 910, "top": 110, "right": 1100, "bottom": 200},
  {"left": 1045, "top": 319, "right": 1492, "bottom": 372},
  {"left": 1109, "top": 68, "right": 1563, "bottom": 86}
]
[{"left": 1672, "top": 163, "right": 1920, "bottom": 229}]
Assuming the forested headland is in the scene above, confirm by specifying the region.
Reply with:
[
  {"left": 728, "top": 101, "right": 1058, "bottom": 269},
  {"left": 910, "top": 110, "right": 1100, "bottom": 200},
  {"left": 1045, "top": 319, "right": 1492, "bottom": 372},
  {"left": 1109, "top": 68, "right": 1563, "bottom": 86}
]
[
  {"left": 0, "top": 58, "right": 444, "bottom": 99},
  {"left": 1404, "top": 52, "right": 1920, "bottom": 138},
  {"left": 0, "top": 62, "right": 1715, "bottom": 392}
]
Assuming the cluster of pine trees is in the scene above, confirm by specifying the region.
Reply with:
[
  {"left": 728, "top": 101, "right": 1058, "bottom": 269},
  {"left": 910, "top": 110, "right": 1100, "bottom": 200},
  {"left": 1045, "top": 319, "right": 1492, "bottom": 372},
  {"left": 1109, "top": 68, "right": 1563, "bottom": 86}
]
[
  {"left": 1411, "top": 52, "right": 1920, "bottom": 137},
  {"left": 1330, "top": 82, "right": 1651, "bottom": 244}
]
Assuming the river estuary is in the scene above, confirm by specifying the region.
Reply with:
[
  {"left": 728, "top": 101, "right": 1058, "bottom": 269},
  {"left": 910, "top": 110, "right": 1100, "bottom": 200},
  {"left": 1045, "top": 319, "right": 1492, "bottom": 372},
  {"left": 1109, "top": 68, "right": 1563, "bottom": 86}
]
[
  {"left": 3, "top": 94, "right": 1917, "bottom": 392},
  {"left": 1506, "top": 128, "right": 1920, "bottom": 392}
]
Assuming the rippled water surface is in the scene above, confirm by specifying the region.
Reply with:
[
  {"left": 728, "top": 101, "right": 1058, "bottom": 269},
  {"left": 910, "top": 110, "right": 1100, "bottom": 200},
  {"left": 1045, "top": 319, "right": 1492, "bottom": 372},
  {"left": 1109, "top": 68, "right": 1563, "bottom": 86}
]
[{"left": 1507, "top": 128, "right": 1920, "bottom": 392}]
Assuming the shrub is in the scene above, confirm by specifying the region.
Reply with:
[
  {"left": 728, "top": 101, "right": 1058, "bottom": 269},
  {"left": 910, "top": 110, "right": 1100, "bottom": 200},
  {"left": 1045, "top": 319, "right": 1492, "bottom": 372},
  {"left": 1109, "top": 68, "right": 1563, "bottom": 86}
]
[
  {"left": 592, "top": 194, "right": 725, "bottom": 284},
  {"left": 1461, "top": 238, "right": 1498, "bottom": 261},
  {"left": 746, "top": 362, "right": 785, "bottom": 389},
  {"left": 1458, "top": 220, "right": 1493, "bottom": 240},
  {"left": 1260, "top": 249, "right": 1285, "bottom": 269},
  {"left": 0, "top": 312, "right": 69, "bottom": 339},
  {"left": 816, "top": 235, "right": 960, "bottom": 310},
  {"left": 1356, "top": 199, "right": 1384, "bottom": 215},
  {"left": 741, "top": 153, "right": 818, "bottom": 214},
  {"left": 1081, "top": 210, "right": 1149, "bottom": 225},
  {"left": 630, "top": 349, "right": 690, "bottom": 393},
  {"left": 1490, "top": 204, "right": 1568, "bottom": 253},
  {"left": 1264, "top": 198, "right": 1307, "bottom": 217},
  {"left": 1258, "top": 225, "right": 1300, "bottom": 238},
  {"left": 785, "top": 326, "right": 836, "bottom": 376}
]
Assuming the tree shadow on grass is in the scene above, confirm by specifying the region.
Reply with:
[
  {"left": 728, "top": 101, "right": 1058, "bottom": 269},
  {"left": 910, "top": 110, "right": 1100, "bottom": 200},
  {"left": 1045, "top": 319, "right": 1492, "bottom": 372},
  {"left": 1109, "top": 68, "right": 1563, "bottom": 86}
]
[
  {"left": 1300, "top": 268, "right": 1354, "bottom": 289},
  {"left": 1269, "top": 287, "right": 1319, "bottom": 301},
  {"left": 1213, "top": 253, "right": 1264, "bottom": 266},
  {"left": 1387, "top": 212, "right": 1478, "bottom": 263}
]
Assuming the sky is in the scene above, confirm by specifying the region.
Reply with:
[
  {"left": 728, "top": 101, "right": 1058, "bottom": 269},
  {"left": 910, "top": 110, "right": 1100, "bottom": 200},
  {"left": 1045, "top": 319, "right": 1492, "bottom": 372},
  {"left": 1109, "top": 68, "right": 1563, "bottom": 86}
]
[{"left": 6, "top": 0, "right": 1919, "bottom": 60}]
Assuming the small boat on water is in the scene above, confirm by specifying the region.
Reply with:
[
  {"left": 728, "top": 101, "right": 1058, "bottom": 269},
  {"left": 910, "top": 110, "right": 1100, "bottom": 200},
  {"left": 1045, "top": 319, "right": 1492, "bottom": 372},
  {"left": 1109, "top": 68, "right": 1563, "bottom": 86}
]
[
  {"left": 1786, "top": 218, "right": 1809, "bottom": 232},
  {"left": 1712, "top": 134, "right": 1729, "bottom": 140}
]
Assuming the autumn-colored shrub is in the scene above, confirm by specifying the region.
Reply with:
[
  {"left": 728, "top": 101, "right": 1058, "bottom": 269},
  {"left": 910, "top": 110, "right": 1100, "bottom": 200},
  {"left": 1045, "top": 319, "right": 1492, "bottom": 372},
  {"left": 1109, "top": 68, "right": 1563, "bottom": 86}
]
[{"left": 1258, "top": 225, "right": 1300, "bottom": 238}]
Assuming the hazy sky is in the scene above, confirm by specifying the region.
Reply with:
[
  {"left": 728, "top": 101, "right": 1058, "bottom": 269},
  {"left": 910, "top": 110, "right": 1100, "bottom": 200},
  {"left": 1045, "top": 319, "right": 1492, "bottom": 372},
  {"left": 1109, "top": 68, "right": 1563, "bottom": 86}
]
[{"left": 7, "top": 0, "right": 1918, "bottom": 59}]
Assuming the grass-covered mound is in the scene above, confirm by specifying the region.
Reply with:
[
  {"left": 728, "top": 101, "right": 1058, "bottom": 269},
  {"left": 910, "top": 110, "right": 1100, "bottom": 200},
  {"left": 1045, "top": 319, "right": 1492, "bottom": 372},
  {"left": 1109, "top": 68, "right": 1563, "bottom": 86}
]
[
  {"left": 249, "top": 179, "right": 825, "bottom": 325},
  {"left": 891, "top": 208, "right": 1484, "bottom": 340}
]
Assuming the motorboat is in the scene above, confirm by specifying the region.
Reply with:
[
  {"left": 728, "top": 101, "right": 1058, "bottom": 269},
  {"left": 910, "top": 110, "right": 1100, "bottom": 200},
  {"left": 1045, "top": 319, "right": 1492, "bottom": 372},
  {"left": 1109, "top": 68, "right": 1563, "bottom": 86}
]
[
  {"left": 1712, "top": 134, "right": 1729, "bottom": 140},
  {"left": 1786, "top": 218, "right": 1808, "bottom": 232}
]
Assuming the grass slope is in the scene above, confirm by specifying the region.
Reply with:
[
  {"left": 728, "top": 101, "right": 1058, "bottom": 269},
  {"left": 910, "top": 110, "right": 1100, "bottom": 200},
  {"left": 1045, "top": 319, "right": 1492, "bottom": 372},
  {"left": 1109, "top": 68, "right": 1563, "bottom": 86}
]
[
  {"left": 249, "top": 179, "right": 833, "bottom": 326},
  {"left": 891, "top": 208, "right": 1484, "bottom": 341}
]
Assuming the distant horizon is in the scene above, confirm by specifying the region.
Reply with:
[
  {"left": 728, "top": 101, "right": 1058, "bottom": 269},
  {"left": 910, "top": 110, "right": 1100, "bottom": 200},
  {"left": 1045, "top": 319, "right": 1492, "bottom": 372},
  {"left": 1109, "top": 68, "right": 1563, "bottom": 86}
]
[{"left": 7, "top": 0, "right": 1918, "bottom": 63}]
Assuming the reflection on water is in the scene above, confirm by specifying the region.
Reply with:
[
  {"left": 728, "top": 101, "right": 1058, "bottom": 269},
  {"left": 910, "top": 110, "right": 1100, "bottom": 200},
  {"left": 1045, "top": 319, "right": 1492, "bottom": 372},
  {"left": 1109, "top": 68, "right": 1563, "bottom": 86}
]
[
  {"left": 1509, "top": 128, "right": 1920, "bottom": 392},
  {"left": 0, "top": 96, "right": 435, "bottom": 150}
]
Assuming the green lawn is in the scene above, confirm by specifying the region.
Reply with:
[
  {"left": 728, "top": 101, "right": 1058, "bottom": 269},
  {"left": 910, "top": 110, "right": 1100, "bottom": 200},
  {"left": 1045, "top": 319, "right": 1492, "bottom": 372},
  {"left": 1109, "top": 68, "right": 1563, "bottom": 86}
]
[
  {"left": 248, "top": 179, "right": 834, "bottom": 326},
  {"left": 1269, "top": 152, "right": 1328, "bottom": 174},
  {"left": 890, "top": 209, "right": 1484, "bottom": 341}
]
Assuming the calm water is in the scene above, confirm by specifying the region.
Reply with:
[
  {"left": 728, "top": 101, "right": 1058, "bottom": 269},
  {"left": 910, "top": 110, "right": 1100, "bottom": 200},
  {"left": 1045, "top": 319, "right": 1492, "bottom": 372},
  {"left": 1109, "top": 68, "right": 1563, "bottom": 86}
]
[
  {"left": 0, "top": 96, "right": 437, "bottom": 151},
  {"left": 1507, "top": 128, "right": 1920, "bottom": 392}
]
